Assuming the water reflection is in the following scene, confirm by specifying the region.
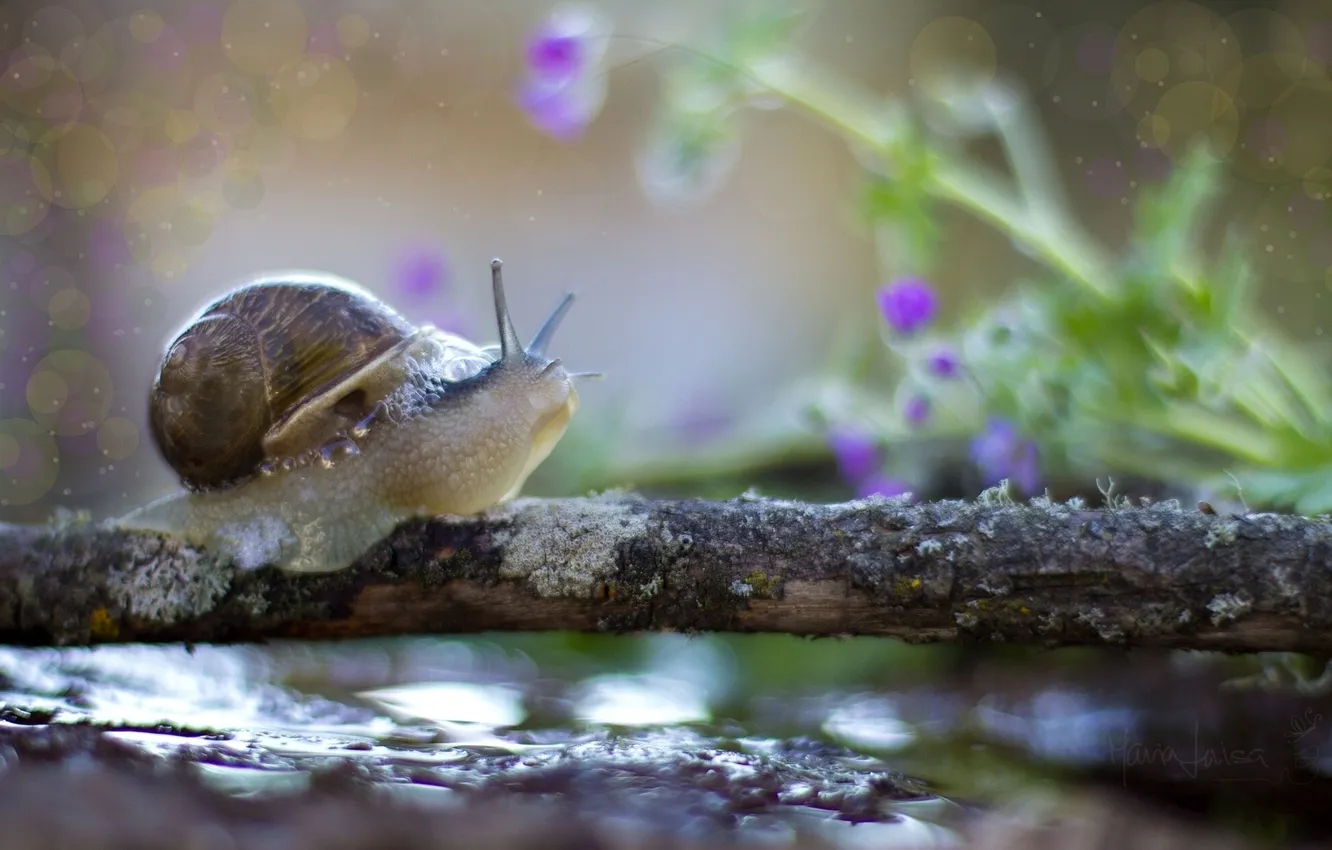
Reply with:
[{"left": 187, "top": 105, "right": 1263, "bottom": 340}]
[
  {"left": 359, "top": 681, "right": 527, "bottom": 728},
  {"left": 2, "top": 637, "right": 1331, "bottom": 844},
  {"left": 973, "top": 688, "right": 1141, "bottom": 767},
  {"left": 0, "top": 644, "right": 335, "bottom": 731},
  {"left": 572, "top": 672, "right": 712, "bottom": 727},
  {"left": 823, "top": 695, "right": 915, "bottom": 752},
  {"left": 357, "top": 681, "right": 538, "bottom": 750}
]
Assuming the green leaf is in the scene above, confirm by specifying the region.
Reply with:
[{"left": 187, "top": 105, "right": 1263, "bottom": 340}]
[
  {"left": 1228, "top": 467, "right": 1332, "bottom": 516},
  {"left": 1129, "top": 144, "right": 1223, "bottom": 274},
  {"left": 1205, "top": 230, "right": 1255, "bottom": 328}
]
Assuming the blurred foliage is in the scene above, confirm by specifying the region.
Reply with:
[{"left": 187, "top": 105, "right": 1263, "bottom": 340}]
[{"left": 522, "top": 3, "right": 1332, "bottom": 514}]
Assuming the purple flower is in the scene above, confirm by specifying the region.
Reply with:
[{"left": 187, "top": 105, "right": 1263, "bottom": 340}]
[
  {"left": 516, "top": 79, "right": 604, "bottom": 142},
  {"left": 527, "top": 32, "right": 584, "bottom": 84},
  {"left": 826, "top": 426, "right": 879, "bottom": 482},
  {"left": 857, "top": 474, "right": 912, "bottom": 500},
  {"left": 927, "top": 349, "right": 959, "bottom": 378},
  {"left": 970, "top": 418, "right": 1041, "bottom": 494},
  {"left": 877, "top": 277, "right": 937, "bottom": 334},
  {"left": 904, "top": 395, "right": 931, "bottom": 427},
  {"left": 515, "top": 5, "right": 610, "bottom": 142}
]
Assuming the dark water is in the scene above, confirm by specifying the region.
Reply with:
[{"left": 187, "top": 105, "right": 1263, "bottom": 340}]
[{"left": 2, "top": 635, "right": 1331, "bottom": 847}]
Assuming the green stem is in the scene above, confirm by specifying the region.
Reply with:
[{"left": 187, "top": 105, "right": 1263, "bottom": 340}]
[
  {"left": 738, "top": 54, "right": 1117, "bottom": 299},
  {"left": 929, "top": 161, "right": 1115, "bottom": 299}
]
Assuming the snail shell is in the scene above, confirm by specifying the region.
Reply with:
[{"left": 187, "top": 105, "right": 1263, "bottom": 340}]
[
  {"left": 121, "top": 259, "right": 593, "bottom": 573},
  {"left": 148, "top": 273, "right": 490, "bottom": 492}
]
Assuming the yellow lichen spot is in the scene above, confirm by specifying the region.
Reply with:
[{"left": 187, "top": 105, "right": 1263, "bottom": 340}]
[
  {"left": 744, "top": 569, "right": 778, "bottom": 597},
  {"left": 89, "top": 607, "right": 119, "bottom": 639}
]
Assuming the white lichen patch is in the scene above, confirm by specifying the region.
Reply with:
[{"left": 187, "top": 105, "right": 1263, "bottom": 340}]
[
  {"left": 916, "top": 539, "right": 945, "bottom": 556},
  {"left": 1207, "top": 591, "right": 1253, "bottom": 626},
  {"left": 747, "top": 495, "right": 830, "bottom": 526},
  {"left": 1028, "top": 494, "right": 1075, "bottom": 519},
  {"left": 1203, "top": 520, "right": 1240, "bottom": 549},
  {"left": 1074, "top": 607, "right": 1124, "bottom": 642},
  {"left": 915, "top": 533, "right": 971, "bottom": 561},
  {"left": 1137, "top": 512, "right": 1163, "bottom": 532},
  {"left": 976, "top": 481, "right": 1016, "bottom": 506},
  {"left": 854, "top": 491, "right": 915, "bottom": 507},
  {"left": 954, "top": 609, "right": 980, "bottom": 630},
  {"left": 638, "top": 575, "right": 663, "bottom": 599},
  {"left": 976, "top": 576, "right": 1012, "bottom": 597},
  {"left": 103, "top": 536, "right": 231, "bottom": 625},
  {"left": 926, "top": 500, "right": 968, "bottom": 527},
  {"left": 491, "top": 496, "right": 649, "bottom": 597}
]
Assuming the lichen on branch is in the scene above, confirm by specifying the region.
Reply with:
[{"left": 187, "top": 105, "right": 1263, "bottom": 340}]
[{"left": 2, "top": 492, "right": 1331, "bottom": 652}]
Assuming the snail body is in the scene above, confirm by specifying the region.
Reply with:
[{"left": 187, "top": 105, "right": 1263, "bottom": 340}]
[{"left": 117, "top": 259, "right": 588, "bottom": 573}]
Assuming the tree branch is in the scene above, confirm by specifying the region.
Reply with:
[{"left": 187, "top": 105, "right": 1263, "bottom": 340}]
[{"left": 2, "top": 492, "right": 1331, "bottom": 651}]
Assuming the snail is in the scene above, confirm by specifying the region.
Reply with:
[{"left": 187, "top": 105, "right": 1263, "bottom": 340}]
[{"left": 117, "top": 258, "right": 597, "bottom": 573}]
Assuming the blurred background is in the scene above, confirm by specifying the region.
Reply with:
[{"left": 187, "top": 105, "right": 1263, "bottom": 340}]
[{"left": 4, "top": 0, "right": 1330, "bottom": 522}]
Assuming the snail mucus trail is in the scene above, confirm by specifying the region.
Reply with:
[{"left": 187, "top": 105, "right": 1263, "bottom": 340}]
[{"left": 118, "top": 259, "right": 598, "bottom": 573}]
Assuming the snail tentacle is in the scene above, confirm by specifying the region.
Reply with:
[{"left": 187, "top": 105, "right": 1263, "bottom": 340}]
[
  {"left": 528, "top": 293, "right": 576, "bottom": 358},
  {"left": 490, "top": 258, "right": 524, "bottom": 362}
]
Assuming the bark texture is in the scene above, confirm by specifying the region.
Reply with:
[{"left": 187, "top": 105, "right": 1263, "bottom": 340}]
[{"left": 2, "top": 491, "right": 1332, "bottom": 651}]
